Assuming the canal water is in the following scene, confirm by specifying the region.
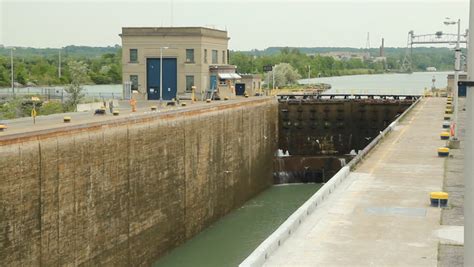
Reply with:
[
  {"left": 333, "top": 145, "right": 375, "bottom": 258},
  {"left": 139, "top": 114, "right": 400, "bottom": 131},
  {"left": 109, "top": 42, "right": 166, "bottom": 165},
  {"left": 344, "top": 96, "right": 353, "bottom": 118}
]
[
  {"left": 1, "top": 71, "right": 450, "bottom": 98},
  {"left": 152, "top": 71, "right": 450, "bottom": 266},
  {"left": 153, "top": 184, "right": 322, "bottom": 267},
  {"left": 300, "top": 71, "right": 450, "bottom": 95}
]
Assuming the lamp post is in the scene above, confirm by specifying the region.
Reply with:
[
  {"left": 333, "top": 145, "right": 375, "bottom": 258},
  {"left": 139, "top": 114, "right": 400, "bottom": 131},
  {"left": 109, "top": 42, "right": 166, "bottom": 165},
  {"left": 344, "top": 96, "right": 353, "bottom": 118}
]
[
  {"left": 160, "top": 46, "right": 169, "bottom": 103},
  {"left": 58, "top": 48, "right": 62, "bottom": 78},
  {"left": 444, "top": 18, "right": 461, "bottom": 141},
  {"left": 10, "top": 47, "right": 15, "bottom": 96},
  {"left": 272, "top": 65, "right": 275, "bottom": 90},
  {"left": 465, "top": 1, "right": 474, "bottom": 265}
]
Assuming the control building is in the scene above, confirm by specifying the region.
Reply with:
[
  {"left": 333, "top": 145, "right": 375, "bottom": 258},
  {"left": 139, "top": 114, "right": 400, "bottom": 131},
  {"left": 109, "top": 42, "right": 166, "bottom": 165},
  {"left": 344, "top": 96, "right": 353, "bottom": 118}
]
[{"left": 120, "top": 27, "right": 239, "bottom": 100}]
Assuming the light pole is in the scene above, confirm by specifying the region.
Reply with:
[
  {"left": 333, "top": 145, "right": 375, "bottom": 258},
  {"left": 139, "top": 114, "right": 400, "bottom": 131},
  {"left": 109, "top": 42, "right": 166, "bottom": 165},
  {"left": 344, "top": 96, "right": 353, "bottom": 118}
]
[
  {"left": 58, "top": 48, "right": 62, "bottom": 78},
  {"left": 465, "top": 1, "right": 474, "bottom": 265},
  {"left": 160, "top": 46, "right": 169, "bottom": 103},
  {"left": 10, "top": 47, "right": 15, "bottom": 96},
  {"left": 444, "top": 18, "right": 461, "bottom": 142},
  {"left": 272, "top": 64, "right": 278, "bottom": 90}
]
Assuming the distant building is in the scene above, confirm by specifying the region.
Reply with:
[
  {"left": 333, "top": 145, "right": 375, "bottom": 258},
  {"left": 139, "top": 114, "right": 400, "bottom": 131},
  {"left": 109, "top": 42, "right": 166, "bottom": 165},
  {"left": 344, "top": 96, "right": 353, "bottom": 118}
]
[
  {"left": 235, "top": 74, "right": 262, "bottom": 96},
  {"left": 120, "top": 27, "right": 239, "bottom": 100},
  {"left": 318, "top": 51, "right": 369, "bottom": 61},
  {"left": 447, "top": 73, "right": 467, "bottom": 97},
  {"left": 373, "top": 56, "right": 387, "bottom": 63}
]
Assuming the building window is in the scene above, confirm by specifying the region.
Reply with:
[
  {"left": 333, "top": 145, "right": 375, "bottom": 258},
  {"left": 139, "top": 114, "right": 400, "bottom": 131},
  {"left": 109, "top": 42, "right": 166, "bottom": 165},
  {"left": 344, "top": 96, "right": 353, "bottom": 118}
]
[
  {"left": 204, "top": 49, "right": 208, "bottom": 63},
  {"left": 212, "top": 50, "right": 218, "bottom": 64},
  {"left": 186, "top": 49, "right": 194, "bottom": 63},
  {"left": 186, "top": 75, "right": 194, "bottom": 92},
  {"left": 130, "top": 75, "right": 138, "bottom": 91},
  {"left": 222, "top": 51, "right": 226, "bottom": 64},
  {"left": 130, "top": 49, "right": 138, "bottom": 63}
]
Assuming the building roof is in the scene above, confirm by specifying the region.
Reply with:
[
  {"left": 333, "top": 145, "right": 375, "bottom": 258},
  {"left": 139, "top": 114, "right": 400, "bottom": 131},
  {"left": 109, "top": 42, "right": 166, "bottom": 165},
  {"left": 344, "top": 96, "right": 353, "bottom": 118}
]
[{"left": 120, "top": 27, "right": 229, "bottom": 40}]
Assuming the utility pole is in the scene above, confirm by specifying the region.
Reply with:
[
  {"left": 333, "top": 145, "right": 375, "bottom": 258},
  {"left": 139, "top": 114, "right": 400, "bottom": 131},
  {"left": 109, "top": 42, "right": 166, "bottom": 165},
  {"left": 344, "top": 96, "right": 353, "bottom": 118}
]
[
  {"left": 160, "top": 46, "right": 169, "bottom": 103},
  {"left": 58, "top": 49, "right": 62, "bottom": 78},
  {"left": 454, "top": 19, "right": 461, "bottom": 141},
  {"left": 465, "top": 0, "right": 474, "bottom": 265},
  {"left": 445, "top": 18, "right": 462, "bottom": 142},
  {"left": 170, "top": 0, "right": 174, "bottom": 27},
  {"left": 10, "top": 47, "right": 15, "bottom": 96},
  {"left": 272, "top": 64, "right": 276, "bottom": 90}
]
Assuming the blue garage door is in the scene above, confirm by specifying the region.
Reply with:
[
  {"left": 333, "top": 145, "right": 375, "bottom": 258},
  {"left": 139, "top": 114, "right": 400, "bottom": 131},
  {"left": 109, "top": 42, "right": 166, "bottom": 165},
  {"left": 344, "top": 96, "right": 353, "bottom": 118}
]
[{"left": 146, "top": 58, "right": 177, "bottom": 100}]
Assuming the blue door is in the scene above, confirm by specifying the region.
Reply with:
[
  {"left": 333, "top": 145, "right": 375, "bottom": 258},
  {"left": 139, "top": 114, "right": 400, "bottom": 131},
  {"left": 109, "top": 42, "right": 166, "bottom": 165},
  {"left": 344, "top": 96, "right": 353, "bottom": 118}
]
[
  {"left": 146, "top": 58, "right": 177, "bottom": 100},
  {"left": 459, "top": 84, "right": 467, "bottom": 97},
  {"left": 235, "top": 83, "right": 245, "bottom": 95},
  {"left": 210, "top": 75, "right": 217, "bottom": 91}
]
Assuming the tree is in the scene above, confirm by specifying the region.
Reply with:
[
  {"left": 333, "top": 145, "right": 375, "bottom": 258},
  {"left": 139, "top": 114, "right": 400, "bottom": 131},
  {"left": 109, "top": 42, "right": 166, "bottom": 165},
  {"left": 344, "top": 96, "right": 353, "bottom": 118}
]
[
  {"left": 64, "top": 60, "right": 88, "bottom": 111},
  {"left": 265, "top": 63, "right": 301, "bottom": 88}
]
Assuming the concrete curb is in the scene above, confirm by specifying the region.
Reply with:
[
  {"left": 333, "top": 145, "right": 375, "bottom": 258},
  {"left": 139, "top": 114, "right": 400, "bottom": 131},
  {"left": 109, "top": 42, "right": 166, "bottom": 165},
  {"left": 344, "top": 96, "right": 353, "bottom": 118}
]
[{"left": 239, "top": 97, "right": 422, "bottom": 267}]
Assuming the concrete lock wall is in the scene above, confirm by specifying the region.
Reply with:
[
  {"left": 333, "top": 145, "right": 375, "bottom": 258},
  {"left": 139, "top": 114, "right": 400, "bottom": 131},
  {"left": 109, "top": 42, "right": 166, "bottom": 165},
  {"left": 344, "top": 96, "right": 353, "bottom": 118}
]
[{"left": 0, "top": 98, "right": 278, "bottom": 266}]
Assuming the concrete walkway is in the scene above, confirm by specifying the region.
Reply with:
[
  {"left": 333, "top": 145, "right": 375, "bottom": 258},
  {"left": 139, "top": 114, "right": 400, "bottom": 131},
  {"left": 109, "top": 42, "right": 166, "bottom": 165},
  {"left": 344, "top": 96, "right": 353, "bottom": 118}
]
[
  {"left": 264, "top": 97, "right": 450, "bottom": 266},
  {"left": 0, "top": 97, "right": 265, "bottom": 139}
]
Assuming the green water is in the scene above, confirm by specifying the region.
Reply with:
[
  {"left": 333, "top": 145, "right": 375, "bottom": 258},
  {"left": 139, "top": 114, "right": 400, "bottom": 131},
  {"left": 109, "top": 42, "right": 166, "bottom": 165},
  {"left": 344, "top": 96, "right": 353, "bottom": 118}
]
[{"left": 153, "top": 183, "right": 322, "bottom": 267}]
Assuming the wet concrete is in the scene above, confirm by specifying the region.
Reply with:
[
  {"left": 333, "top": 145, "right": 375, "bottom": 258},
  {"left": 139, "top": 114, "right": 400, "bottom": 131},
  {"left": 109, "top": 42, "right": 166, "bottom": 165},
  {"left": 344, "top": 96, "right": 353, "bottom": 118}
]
[{"left": 275, "top": 95, "right": 416, "bottom": 183}]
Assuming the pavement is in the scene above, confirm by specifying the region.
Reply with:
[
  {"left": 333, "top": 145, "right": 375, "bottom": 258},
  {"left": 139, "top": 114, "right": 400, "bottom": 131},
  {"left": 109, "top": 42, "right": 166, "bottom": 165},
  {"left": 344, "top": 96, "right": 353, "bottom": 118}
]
[
  {"left": 0, "top": 97, "right": 265, "bottom": 140},
  {"left": 438, "top": 98, "right": 466, "bottom": 267},
  {"left": 263, "top": 97, "right": 455, "bottom": 266}
]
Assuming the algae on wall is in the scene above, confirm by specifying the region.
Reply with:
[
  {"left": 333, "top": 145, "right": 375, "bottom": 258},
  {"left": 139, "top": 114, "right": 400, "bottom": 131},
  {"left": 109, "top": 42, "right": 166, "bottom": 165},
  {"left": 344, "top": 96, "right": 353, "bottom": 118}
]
[{"left": 0, "top": 98, "right": 278, "bottom": 266}]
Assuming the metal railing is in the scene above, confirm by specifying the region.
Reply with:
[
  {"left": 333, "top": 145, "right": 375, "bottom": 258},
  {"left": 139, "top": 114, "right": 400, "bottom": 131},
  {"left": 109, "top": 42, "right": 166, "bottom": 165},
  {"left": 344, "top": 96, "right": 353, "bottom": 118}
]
[{"left": 0, "top": 87, "right": 123, "bottom": 101}]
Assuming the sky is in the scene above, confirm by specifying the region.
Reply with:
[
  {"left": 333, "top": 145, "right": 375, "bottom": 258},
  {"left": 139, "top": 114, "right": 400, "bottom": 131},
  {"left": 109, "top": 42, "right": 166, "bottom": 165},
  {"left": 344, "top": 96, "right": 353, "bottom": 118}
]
[{"left": 0, "top": 0, "right": 470, "bottom": 50}]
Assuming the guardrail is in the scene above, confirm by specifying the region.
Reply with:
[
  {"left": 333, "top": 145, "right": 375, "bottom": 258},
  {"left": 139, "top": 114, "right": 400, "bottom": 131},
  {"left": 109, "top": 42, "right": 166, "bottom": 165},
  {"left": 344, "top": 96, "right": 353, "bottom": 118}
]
[
  {"left": 0, "top": 88, "right": 123, "bottom": 101},
  {"left": 239, "top": 96, "right": 422, "bottom": 267}
]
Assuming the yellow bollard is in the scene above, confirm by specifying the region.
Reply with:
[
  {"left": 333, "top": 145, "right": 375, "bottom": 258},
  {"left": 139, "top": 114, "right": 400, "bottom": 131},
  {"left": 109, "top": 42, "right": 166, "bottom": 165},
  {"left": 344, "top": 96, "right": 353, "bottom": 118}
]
[
  {"left": 437, "top": 147, "right": 450, "bottom": 157},
  {"left": 440, "top": 132, "right": 450, "bottom": 140},
  {"left": 130, "top": 98, "right": 137, "bottom": 112},
  {"left": 430, "top": 192, "right": 448, "bottom": 207}
]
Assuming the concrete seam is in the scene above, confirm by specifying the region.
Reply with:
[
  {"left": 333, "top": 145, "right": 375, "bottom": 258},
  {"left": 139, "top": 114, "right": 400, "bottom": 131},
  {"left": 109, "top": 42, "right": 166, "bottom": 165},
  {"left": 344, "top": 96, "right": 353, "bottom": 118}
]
[
  {"left": 126, "top": 125, "right": 131, "bottom": 265},
  {"left": 37, "top": 141, "right": 42, "bottom": 267},
  {"left": 56, "top": 137, "right": 60, "bottom": 264}
]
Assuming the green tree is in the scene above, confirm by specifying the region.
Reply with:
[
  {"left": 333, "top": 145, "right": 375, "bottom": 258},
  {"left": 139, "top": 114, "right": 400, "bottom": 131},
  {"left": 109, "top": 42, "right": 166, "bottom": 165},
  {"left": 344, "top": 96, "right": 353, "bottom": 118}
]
[
  {"left": 64, "top": 60, "right": 88, "bottom": 111},
  {"left": 39, "top": 101, "right": 64, "bottom": 115},
  {"left": 265, "top": 63, "right": 301, "bottom": 88}
]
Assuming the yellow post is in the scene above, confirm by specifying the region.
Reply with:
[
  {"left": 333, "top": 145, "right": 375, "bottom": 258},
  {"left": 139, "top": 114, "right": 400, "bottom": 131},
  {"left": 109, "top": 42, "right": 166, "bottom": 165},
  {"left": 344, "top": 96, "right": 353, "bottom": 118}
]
[
  {"left": 130, "top": 98, "right": 137, "bottom": 112},
  {"left": 191, "top": 86, "right": 196, "bottom": 103},
  {"left": 31, "top": 108, "right": 37, "bottom": 124},
  {"left": 31, "top": 96, "right": 39, "bottom": 124}
]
